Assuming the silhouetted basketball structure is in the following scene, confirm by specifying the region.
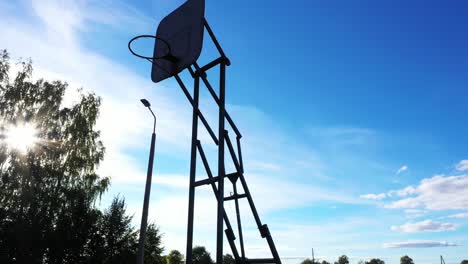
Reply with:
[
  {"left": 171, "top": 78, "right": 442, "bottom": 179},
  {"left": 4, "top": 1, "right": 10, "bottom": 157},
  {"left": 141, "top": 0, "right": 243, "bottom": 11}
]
[{"left": 128, "top": 1, "right": 281, "bottom": 264}]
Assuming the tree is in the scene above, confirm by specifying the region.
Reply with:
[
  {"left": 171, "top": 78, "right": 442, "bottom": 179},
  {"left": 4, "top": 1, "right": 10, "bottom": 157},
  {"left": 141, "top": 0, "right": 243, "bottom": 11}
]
[
  {"left": 460, "top": 261, "right": 468, "bottom": 264},
  {"left": 144, "top": 223, "right": 165, "bottom": 264},
  {"left": 335, "top": 255, "right": 349, "bottom": 264},
  {"left": 223, "top": 254, "right": 236, "bottom": 264},
  {"left": 302, "top": 258, "right": 321, "bottom": 264},
  {"left": 0, "top": 49, "right": 109, "bottom": 263},
  {"left": 321, "top": 261, "right": 331, "bottom": 264},
  {"left": 366, "top": 259, "right": 385, "bottom": 264},
  {"left": 100, "top": 197, "right": 138, "bottom": 263},
  {"left": 167, "top": 250, "right": 185, "bottom": 264},
  {"left": 192, "top": 246, "right": 214, "bottom": 264},
  {"left": 0, "top": 50, "right": 166, "bottom": 264},
  {"left": 400, "top": 255, "right": 414, "bottom": 264}
]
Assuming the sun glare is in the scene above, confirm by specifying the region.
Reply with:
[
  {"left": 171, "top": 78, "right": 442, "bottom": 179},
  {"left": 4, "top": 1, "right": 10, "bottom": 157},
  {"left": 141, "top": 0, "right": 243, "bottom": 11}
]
[{"left": 5, "top": 123, "right": 38, "bottom": 153}]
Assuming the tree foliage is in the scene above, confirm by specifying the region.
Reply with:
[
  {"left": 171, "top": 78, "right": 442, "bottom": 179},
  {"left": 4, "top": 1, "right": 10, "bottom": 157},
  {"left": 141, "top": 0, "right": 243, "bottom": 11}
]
[
  {"left": 302, "top": 259, "right": 315, "bottom": 264},
  {"left": 192, "top": 246, "right": 214, "bottom": 264},
  {"left": 302, "top": 258, "right": 321, "bottom": 264},
  {"left": 335, "top": 255, "right": 349, "bottom": 264},
  {"left": 461, "top": 260, "right": 468, "bottom": 264},
  {"left": 145, "top": 223, "right": 165, "bottom": 264},
  {"left": 400, "top": 255, "right": 414, "bottom": 264},
  {"left": 223, "top": 254, "right": 236, "bottom": 264},
  {"left": 167, "top": 250, "right": 185, "bottom": 264},
  {"left": 366, "top": 258, "right": 385, "bottom": 264},
  {"left": 0, "top": 50, "right": 163, "bottom": 263}
]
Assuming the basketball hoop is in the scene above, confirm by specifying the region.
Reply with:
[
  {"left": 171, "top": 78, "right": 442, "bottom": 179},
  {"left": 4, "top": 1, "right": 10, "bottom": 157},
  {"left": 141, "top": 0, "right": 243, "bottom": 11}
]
[{"left": 128, "top": 35, "right": 178, "bottom": 63}]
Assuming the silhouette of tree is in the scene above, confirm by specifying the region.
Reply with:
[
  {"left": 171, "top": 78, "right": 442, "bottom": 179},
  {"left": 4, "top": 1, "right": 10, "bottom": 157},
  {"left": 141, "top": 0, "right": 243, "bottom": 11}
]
[
  {"left": 460, "top": 260, "right": 468, "bottom": 264},
  {"left": 167, "top": 250, "right": 185, "bottom": 264},
  {"left": 302, "top": 258, "right": 321, "bottom": 264},
  {"left": 0, "top": 49, "right": 109, "bottom": 262},
  {"left": 400, "top": 255, "right": 414, "bottom": 264},
  {"left": 223, "top": 254, "right": 236, "bottom": 264},
  {"left": 192, "top": 246, "right": 214, "bottom": 264},
  {"left": 366, "top": 258, "right": 385, "bottom": 264},
  {"left": 143, "top": 223, "right": 165, "bottom": 264},
  {"left": 335, "top": 255, "right": 349, "bottom": 264},
  {"left": 321, "top": 260, "right": 331, "bottom": 264},
  {"left": 101, "top": 197, "right": 138, "bottom": 262}
]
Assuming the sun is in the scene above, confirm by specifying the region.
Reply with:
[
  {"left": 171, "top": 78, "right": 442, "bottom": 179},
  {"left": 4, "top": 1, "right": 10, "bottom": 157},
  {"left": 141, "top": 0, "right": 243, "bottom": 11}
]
[{"left": 5, "top": 123, "right": 38, "bottom": 153}]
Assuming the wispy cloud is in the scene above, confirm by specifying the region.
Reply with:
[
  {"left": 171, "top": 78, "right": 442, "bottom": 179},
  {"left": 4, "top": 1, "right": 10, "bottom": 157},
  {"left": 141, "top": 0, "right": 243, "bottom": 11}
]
[
  {"left": 387, "top": 186, "right": 417, "bottom": 197},
  {"left": 404, "top": 209, "right": 427, "bottom": 219},
  {"left": 383, "top": 241, "right": 459, "bottom": 248},
  {"left": 360, "top": 186, "right": 416, "bottom": 200},
  {"left": 391, "top": 219, "right": 456, "bottom": 233},
  {"left": 447, "top": 212, "right": 468, "bottom": 219},
  {"left": 396, "top": 165, "right": 408, "bottom": 174},
  {"left": 360, "top": 193, "right": 386, "bottom": 200},
  {"left": 456, "top": 160, "right": 468, "bottom": 171}
]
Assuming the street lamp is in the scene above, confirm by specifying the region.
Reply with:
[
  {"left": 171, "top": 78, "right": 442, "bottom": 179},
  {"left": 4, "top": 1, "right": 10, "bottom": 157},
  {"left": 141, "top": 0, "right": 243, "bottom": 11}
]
[{"left": 137, "top": 98, "right": 157, "bottom": 264}]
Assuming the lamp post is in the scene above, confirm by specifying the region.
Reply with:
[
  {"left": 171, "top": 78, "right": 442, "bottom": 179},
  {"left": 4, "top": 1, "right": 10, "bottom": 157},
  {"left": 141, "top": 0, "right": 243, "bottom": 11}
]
[{"left": 137, "top": 99, "right": 157, "bottom": 264}]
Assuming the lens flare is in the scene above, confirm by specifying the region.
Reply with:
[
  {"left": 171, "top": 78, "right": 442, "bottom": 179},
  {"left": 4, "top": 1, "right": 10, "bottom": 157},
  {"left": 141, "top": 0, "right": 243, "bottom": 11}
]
[{"left": 5, "top": 123, "right": 38, "bottom": 153}]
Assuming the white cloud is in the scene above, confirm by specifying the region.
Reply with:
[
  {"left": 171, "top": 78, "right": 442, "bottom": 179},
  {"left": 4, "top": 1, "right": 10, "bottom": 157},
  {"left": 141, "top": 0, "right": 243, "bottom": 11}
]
[
  {"left": 456, "top": 160, "right": 468, "bottom": 171},
  {"left": 360, "top": 186, "right": 417, "bottom": 201},
  {"left": 396, "top": 165, "right": 408, "bottom": 174},
  {"left": 404, "top": 209, "right": 427, "bottom": 219},
  {"left": 447, "top": 212, "right": 468, "bottom": 219},
  {"left": 386, "top": 174, "right": 468, "bottom": 210},
  {"left": 387, "top": 186, "right": 417, "bottom": 197},
  {"left": 383, "top": 241, "right": 459, "bottom": 248},
  {"left": 360, "top": 193, "right": 386, "bottom": 200},
  {"left": 390, "top": 219, "right": 456, "bottom": 233}
]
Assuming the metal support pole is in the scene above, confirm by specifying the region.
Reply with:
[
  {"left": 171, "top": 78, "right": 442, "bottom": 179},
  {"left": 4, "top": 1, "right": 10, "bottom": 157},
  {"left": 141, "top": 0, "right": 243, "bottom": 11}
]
[
  {"left": 233, "top": 183, "right": 245, "bottom": 260},
  {"left": 137, "top": 131, "right": 156, "bottom": 264},
  {"left": 204, "top": 19, "right": 229, "bottom": 64},
  {"left": 186, "top": 76, "right": 200, "bottom": 264},
  {"left": 197, "top": 141, "right": 241, "bottom": 262},
  {"left": 216, "top": 62, "right": 226, "bottom": 264}
]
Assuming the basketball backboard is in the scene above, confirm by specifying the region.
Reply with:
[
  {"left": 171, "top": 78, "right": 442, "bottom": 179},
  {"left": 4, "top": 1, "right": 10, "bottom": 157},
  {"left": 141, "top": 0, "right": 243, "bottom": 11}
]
[{"left": 151, "top": 0, "right": 205, "bottom": 83}]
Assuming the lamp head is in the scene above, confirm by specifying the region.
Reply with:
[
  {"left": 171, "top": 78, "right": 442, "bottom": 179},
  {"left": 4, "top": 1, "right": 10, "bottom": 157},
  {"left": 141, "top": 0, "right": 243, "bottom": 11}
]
[{"left": 140, "top": 99, "right": 151, "bottom": 108}]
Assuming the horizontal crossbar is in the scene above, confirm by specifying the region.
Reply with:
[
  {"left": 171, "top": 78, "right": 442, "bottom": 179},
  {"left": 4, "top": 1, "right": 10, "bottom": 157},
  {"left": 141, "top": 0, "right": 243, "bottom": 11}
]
[
  {"left": 224, "top": 193, "right": 247, "bottom": 201},
  {"left": 245, "top": 258, "right": 277, "bottom": 264},
  {"left": 195, "top": 57, "right": 228, "bottom": 76},
  {"left": 193, "top": 172, "right": 239, "bottom": 188}
]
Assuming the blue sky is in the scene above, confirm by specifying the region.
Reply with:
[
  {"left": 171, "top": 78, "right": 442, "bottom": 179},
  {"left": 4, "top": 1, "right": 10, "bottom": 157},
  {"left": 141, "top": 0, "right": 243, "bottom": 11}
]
[{"left": 1, "top": 1, "right": 467, "bottom": 263}]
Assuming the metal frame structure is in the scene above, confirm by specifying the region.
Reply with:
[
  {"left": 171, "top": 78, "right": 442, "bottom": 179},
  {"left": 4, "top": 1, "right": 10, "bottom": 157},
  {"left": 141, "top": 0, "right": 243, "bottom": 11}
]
[{"left": 172, "top": 19, "right": 282, "bottom": 264}]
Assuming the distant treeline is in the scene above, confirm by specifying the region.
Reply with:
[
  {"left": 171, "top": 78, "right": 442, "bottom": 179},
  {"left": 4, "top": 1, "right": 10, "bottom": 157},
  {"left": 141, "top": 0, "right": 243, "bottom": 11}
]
[{"left": 300, "top": 254, "right": 468, "bottom": 264}]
